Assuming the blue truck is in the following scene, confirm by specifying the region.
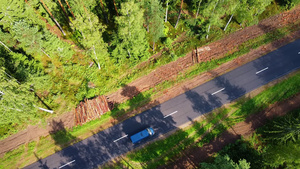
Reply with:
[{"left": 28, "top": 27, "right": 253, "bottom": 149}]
[{"left": 130, "top": 127, "right": 155, "bottom": 144}]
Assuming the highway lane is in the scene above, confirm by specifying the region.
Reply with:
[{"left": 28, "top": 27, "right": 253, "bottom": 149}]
[{"left": 24, "top": 39, "right": 300, "bottom": 169}]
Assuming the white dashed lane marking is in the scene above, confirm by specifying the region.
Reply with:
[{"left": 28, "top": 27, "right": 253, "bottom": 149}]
[
  {"left": 211, "top": 88, "right": 225, "bottom": 95},
  {"left": 59, "top": 160, "right": 75, "bottom": 169},
  {"left": 113, "top": 135, "right": 128, "bottom": 142},
  {"left": 256, "top": 67, "right": 269, "bottom": 74},
  {"left": 164, "top": 111, "right": 178, "bottom": 118}
]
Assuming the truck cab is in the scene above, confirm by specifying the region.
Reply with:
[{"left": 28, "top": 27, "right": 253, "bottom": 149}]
[{"left": 130, "top": 128, "right": 155, "bottom": 144}]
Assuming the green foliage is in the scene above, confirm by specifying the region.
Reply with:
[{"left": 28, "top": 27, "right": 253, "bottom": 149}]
[
  {"left": 235, "top": 0, "right": 272, "bottom": 26},
  {"left": 263, "top": 139, "right": 300, "bottom": 168},
  {"left": 0, "top": 67, "right": 39, "bottom": 138},
  {"left": 277, "top": 0, "right": 300, "bottom": 9},
  {"left": 217, "top": 109, "right": 300, "bottom": 169},
  {"left": 200, "top": 154, "right": 250, "bottom": 169},
  {"left": 71, "top": 10, "right": 109, "bottom": 69},
  {"left": 12, "top": 20, "right": 43, "bottom": 56},
  {"left": 258, "top": 109, "right": 300, "bottom": 168},
  {"left": 144, "top": 0, "right": 165, "bottom": 44},
  {"left": 218, "top": 140, "right": 264, "bottom": 168},
  {"left": 264, "top": 111, "right": 300, "bottom": 144},
  {"left": 112, "top": 0, "right": 149, "bottom": 65}
]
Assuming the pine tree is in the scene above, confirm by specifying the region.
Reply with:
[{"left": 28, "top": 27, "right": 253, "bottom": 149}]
[
  {"left": 113, "top": 0, "right": 119, "bottom": 16},
  {"left": 263, "top": 140, "right": 300, "bottom": 168},
  {"left": 12, "top": 20, "right": 44, "bottom": 56},
  {"left": 264, "top": 113, "right": 300, "bottom": 144}
]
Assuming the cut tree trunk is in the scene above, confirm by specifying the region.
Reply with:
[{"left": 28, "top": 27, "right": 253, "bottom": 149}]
[
  {"left": 40, "top": 0, "right": 66, "bottom": 36},
  {"left": 35, "top": 106, "right": 54, "bottom": 113}
]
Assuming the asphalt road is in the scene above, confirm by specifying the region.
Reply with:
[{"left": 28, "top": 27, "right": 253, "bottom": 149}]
[{"left": 24, "top": 39, "right": 300, "bottom": 169}]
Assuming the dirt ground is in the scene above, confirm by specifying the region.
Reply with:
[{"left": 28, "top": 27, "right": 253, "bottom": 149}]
[
  {"left": 159, "top": 92, "right": 300, "bottom": 169},
  {"left": 1, "top": 6, "right": 300, "bottom": 156}
]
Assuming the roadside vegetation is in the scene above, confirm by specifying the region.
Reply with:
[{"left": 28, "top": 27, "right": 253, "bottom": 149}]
[{"left": 200, "top": 108, "right": 300, "bottom": 169}]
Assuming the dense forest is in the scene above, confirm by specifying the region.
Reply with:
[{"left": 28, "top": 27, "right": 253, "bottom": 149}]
[{"left": 0, "top": 0, "right": 299, "bottom": 138}]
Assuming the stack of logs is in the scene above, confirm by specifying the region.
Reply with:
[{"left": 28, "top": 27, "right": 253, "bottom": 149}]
[
  {"left": 74, "top": 95, "right": 110, "bottom": 125},
  {"left": 192, "top": 46, "right": 211, "bottom": 64}
]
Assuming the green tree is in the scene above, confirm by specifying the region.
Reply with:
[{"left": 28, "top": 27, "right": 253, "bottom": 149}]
[
  {"left": 12, "top": 20, "right": 44, "bottom": 57},
  {"left": 174, "top": 0, "right": 183, "bottom": 28},
  {"left": 71, "top": 10, "right": 108, "bottom": 69},
  {"left": 235, "top": 0, "right": 272, "bottom": 27},
  {"left": 0, "top": 67, "right": 35, "bottom": 131},
  {"left": 147, "top": 0, "right": 165, "bottom": 51},
  {"left": 201, "top": 154, "right": 250, "bottom": 169},
  {"left": 0, "top": 0, "right": 46, "bottom": 29},
  {"left": 201, "top": 0, "right": 225, "bottom": 39},
  {"left": 223, "top": 0, "right": 240, "bottom": 31},
  {"left": 112, "top": 0, "right": 149, "bottom": 64}
]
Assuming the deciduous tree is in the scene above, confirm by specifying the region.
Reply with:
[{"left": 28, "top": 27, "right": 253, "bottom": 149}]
[
  {"left": 71, "top": 10, "right": 108, "bottom": 69},
  {"left": 112, "top": 0, "right": 149, "bottom": 64},
  {"left": 148, "top": 0, "right": 165, "bottom": 51}
]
